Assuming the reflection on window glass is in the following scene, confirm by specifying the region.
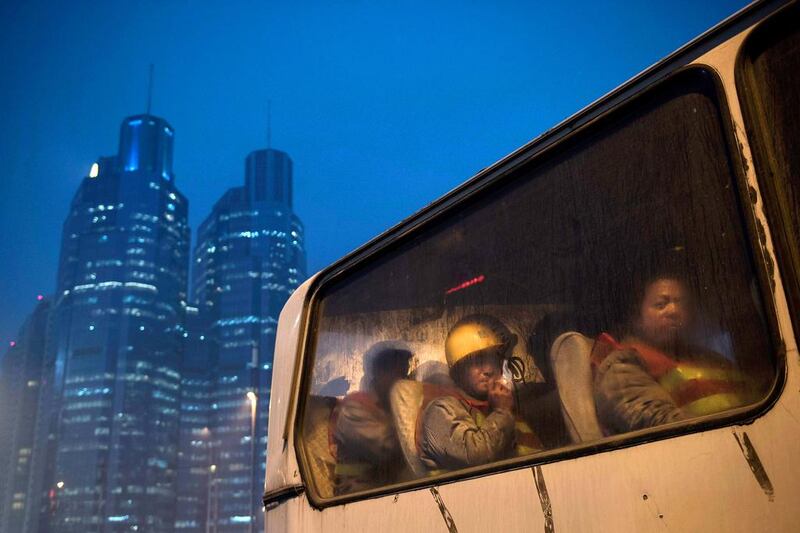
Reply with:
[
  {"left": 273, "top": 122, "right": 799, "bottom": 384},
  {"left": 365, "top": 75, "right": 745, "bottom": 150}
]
[{"left": 300, "top": 68, "right": 776, "bottom": 500}]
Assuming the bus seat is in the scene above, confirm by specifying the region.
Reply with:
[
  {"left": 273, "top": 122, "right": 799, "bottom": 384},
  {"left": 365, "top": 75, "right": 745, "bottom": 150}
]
[
  {"left": 548, "top": 332, "right": 604, "bottom": 443},
  {"left": 303, "top": 395, "right": 338, "bottom": 499},
  {"left": 389, "top": 379, "right": 428, "bottom": 478}
]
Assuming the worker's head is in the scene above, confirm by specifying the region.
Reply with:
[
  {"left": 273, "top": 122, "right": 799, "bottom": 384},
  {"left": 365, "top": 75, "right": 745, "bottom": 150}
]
[
  {"left": 629, "top": 276, "right": 693, "bottom": 349},
  {"left": 445, "top": 315, "right": 515, "bottom": 399},
  {"left": 363, "top": 341, "right": 412, "bottom": 395}
]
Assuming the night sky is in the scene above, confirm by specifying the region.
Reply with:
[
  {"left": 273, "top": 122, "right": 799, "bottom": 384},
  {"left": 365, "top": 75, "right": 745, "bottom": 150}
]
[{"left": 0, "top": 0, "right": 749, "bottom": 345}]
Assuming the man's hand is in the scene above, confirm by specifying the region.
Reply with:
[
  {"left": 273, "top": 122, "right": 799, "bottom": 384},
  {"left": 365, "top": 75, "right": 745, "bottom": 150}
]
[{"left": 488, "top": 379, "right": 515, "bottom": 413}]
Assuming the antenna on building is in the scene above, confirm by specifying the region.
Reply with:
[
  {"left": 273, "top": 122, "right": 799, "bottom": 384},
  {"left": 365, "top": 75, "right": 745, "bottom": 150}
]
[
  {"left": 267, "top": 99, "right": 272, "bottom": 149},
  {"left": 146, "top": 64, "right": 154, "bottom": 115}
]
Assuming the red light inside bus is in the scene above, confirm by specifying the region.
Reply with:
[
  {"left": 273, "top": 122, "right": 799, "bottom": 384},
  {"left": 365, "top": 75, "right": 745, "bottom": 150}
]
[{"left": 445, "top": 274, "right": 486, "bottom": 295}]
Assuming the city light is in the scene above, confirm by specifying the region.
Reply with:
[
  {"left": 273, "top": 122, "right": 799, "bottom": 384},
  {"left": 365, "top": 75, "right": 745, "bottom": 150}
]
[
  {"left": 246, "top": 389, "right": 258, "bottom": 532},
  {"left": 89, "top": 162, "right": 99, "bottom": 178},
  {"left": 37, "top": 294, "right": 44, "bottom": 301},
  {"left": 56, "top": 481, "right": 64, "bottom": 489}
]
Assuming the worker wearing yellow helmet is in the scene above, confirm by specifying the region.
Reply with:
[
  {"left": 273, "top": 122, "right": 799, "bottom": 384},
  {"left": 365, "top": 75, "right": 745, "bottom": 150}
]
[{"left": 419, "top": 315, "right": 541, "bottom": 472}]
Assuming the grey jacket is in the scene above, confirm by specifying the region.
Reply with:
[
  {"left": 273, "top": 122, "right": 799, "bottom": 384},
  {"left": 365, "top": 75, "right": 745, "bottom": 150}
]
[
  {"left": 419, "top": 396, "right": 515, "bottom": 471},
  {"left": 594, "top": 348, "right": 684, "bottom": 434}
]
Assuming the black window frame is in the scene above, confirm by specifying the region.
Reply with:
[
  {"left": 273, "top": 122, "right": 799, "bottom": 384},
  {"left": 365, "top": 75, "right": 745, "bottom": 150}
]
[{"left": 735, "top": 1, "right": 800, "bottom": 352}]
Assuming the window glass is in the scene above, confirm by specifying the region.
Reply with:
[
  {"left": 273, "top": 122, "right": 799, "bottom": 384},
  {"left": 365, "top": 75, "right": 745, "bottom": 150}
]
[
  {"left": 737, "top": 4, "right": 800, "bottom": 335},
  {"left": 299, "top": 68, "right": 776, "bottom": 501}
]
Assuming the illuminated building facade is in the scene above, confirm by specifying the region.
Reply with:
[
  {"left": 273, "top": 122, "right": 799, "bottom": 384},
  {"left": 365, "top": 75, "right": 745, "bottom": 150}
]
[
  {"left": 0, "top": 297, "right": 51, "bottom": 533},
  {"left": 191, "top": 148, "right": 306, "bottom": 531},
  {"left": 29, "top": 114, "right": 190, "bottom": 532},
  {"left": 174, "top": 305, "right": 215, "bottom": 532}
]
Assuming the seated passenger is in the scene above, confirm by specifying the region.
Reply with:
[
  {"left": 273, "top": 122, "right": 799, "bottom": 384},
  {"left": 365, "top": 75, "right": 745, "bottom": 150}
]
[
  {"left": 332, "top": 341, "right": 412, "bottom": 495},
  {"left": 593, "top": 274, "right": 755, "bottom": 434},
  {"left": 419, "top": 315, "right": 541, "bottom": 472}
]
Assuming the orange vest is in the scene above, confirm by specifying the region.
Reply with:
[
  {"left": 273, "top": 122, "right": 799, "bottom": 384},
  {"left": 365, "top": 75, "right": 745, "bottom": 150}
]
[
  {"left": 592, "top": 333, "right": 751, "bottom": 417},
  {"left": 329, "top": 392, "right": 387, "bottom": 485}
]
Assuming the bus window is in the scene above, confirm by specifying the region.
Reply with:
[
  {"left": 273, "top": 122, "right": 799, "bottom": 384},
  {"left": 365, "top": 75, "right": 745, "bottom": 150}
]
[
  {"left": 737, "top": 3, "right": 800, "bottom": 337},
  {"left": 297, "top": 67, "right": 777, "bottom": 503}
]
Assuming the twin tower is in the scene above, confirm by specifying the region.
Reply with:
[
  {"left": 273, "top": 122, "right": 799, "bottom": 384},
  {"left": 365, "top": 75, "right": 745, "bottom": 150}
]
[{"left": 8, "top": 113, "right": 306, "bottom": 533}]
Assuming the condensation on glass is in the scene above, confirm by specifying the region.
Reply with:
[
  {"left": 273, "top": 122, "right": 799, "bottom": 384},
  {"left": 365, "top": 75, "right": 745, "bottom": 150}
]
[{"left": 298, "top": 67, "right": 777, "bottom": 501}]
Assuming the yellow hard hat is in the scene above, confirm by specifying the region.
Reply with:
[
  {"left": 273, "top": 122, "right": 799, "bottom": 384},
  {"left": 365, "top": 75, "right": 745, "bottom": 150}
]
[{"left": 445, "top": 315, "right": 516, "bottom": 368}]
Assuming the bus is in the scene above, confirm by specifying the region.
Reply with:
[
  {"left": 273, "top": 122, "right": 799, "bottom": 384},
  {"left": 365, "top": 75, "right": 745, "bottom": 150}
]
[{"left": 263, "top": 1, "right": 800, "bottom": 531}]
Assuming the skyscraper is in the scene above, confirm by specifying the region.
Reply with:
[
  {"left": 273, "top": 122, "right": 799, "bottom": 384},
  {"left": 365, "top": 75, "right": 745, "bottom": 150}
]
[
  {"left": 174, "top": 305, "right": 215, "bottom": 532},
  {"left": 0, "top": 297, "right": 51, "bottom": 533},
  {"left": 28, "top": 114, "right": 190, "bottom": 532},
  {"left": 192, "top": 148, "right": 306, "bottom": 531}
]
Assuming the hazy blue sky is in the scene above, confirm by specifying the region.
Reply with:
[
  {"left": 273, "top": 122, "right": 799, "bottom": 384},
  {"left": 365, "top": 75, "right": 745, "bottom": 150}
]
[{"left": 0, "top": 0, "right": 749, "bottom": 344}]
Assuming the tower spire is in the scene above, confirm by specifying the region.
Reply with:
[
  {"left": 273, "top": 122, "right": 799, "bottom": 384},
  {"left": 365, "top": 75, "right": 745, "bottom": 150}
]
[{"left": 146, "top": 64, "right": 154, "bottom": 115}]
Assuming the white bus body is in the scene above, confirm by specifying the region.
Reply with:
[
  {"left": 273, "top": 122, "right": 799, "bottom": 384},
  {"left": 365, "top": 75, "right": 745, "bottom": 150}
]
[{"left": 264, "top": 2, "right": 800, "bottom": 531}]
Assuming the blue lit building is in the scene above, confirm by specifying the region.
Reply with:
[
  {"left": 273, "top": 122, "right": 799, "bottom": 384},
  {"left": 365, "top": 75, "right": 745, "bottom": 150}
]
[
  {"left": 191, "top": 148, "right": 306, "bottom": 531},
  {"left": 28, "top": 115, "right": 190, "bottom": 532},
  {"left": 0, "top": 297, "right": 51, "bottom": 533},
  {"left": 174, "top": 305, "right": 215, "bottom": 532}
]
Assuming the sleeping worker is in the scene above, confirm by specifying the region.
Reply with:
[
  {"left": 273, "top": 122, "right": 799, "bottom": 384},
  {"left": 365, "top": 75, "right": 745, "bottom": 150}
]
[{"left": 332, "top": 341, "right": 412, "bottom": 495}]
